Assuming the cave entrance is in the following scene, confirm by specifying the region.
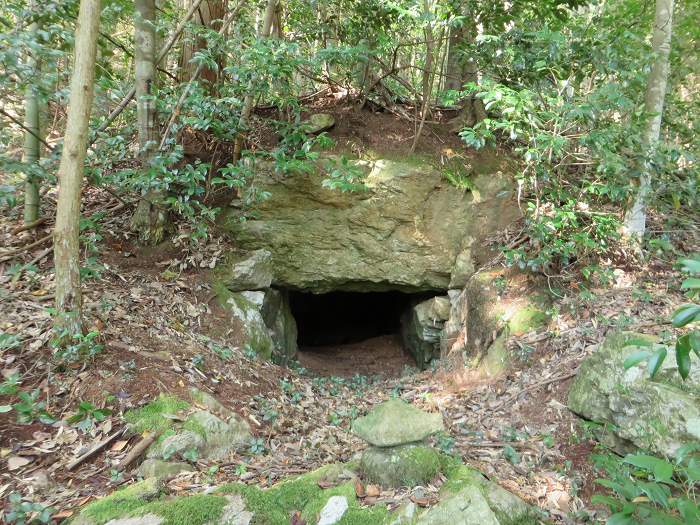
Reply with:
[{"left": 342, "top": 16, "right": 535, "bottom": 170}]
[{"left": 288, "top": 290, "right": 432, "bottom": 377}]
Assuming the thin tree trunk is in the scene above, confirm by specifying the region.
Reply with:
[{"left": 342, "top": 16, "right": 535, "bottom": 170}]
[
  {"left": 23, "top": 8, "right": 41, "bottom": 224},
  {"left": 232, "top": 0, "right": 277, "bottom": 161},
  {"left": 132, "top": 0, "right": 166, "bottom": 244},
  {"left": 446, "top": 16, "right": 486, "bottom": 132},
  {"left": 135, "top": 0, "right": 158, "bottom": 159},
  {"left": 623, "top": 0, "right": 674, "bottom": 239},
  {"left": 53, "top": 0, "right": 101, "bottom": 334},
  {"left": 411, "top": 0, "right": 440, "bottom": 152},
  {"left": 179, "top": 0, "right": 226, "bottom": 89}
]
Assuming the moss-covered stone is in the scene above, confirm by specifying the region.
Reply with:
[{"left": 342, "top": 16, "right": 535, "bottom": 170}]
[
  {"left": 416, "top": 461, "right": 533, "bottom": 525},
  {"left": 440, "top": 269, "right": 549, "bottom": 374},
  {"left": 352, "top": 399, "right": 444, "bottom": 447},
  {"left": 138, "top": 459, "right": 194, "bottom": 480},
  {"left": 124, "top": 395, "right": 190, "bottom": 436},
  {"left": 73, "top": 460, "right": 533, "bottom": 525},
  {"left": 360, "top": 444, "right": 441, "bottom": 488},
  {"left": 71, "top": 478, "right": 164, "bottom": 525},
  {"left": 567, "top": 331, "right": 700, "bottom": 457}
]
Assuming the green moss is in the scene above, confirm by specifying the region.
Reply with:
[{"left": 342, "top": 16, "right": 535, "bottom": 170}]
[
  {"left": 300, "top": 482, "right": 389, "bottom": 525},
  {"left": 218, "top": 478, "right": 321, "bottom": 524},
  {"left": 182, "top": 417, "right": 208, "bottom": 438},
  {"left": 507, "top": 305, "right": 549, "bottom": 335},
  {"left": 74, "top": 478, "right": 162, "bottom": 524},
  {"left": 124, "top": 394, "right": 190, "bottom": 435},
  {"left": 361, "top": 445, "right": 442, "bottom": 488},
  {"left": 135, "top": 494, "right": 227, "bottom": 525},
  {"left": 439, "top": 459, "right": 486, "bottom": 495}
]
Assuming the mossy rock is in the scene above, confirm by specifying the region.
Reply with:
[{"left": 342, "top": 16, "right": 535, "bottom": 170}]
[
  {"left": 567, "top": 331, "right": 700, "bottom": 457},
  {"left": 360, "top": 444, "right": 441, "bottom": 488},
  {"left": 72, "top": 460, "right": 533, "bottom": 525},
  {"left": 351, "top": 399, "right": 444, "bottom": 447},
  {"left": 415, "top": 460, "right": 534, "bottom": 525},
  {"left": 124, "top": 395, "right": 190, "bottom": 436},
  {"left": 441, "top": 269, "right": 550, "bottom": 372},
  {"left": 138, "top": 459, "right": 194, "bottom": 480}
]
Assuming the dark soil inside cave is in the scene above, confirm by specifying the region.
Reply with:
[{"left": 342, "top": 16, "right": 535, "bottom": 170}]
[
  {"left": 296, "top": 334, "right": 415, "bottom": 378},
  {"left": 289, "top": 290, "right": 433, "bottom": 377}
]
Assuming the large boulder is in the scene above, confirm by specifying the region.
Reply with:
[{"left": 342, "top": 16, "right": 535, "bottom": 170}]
[
  {"left": 568, "top": 332, "right": 700, "bottom": 457},
  {"left": 214, "top": 285, "right": 298, "bottom": 363},
  {"left": 216, "top": 286, "right": 275, "bottom": 360},
  {"left": 401, "top": 296, "right": 451, "bottom": 368},
  {"left": 441, "top": 269, "right": 549, "bottom": 374},
  {"left": 220, "top": 157, "right": 516, "bottom": 293},
  {"left": 352, "top": 399, "right": 444, "bottom": 447}
]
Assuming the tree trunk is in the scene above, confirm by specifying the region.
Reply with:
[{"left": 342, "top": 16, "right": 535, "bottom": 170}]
[
  {"left": 446, "top": 17, "right": 485, "bottom": 131},
  {"left": 135, "top": 0, "right": 158, "bottom": 159},
  {"left": 23, "top": 8, "right": 41, "bottom": 224},
  {"left": 131, "top": 0, "right": 167, "bottom": 244},
  {"left": 623, "top": 0, "right": 674, "bottom": 239},
  {"left": 232, "top": 0, "right": 277, "bottom": 161},
  {"left": 53, "top": 0, "right": 101, "bottom": 335},
  {"left": 179, "top": 0, "right": 226, "bottom": 89}
]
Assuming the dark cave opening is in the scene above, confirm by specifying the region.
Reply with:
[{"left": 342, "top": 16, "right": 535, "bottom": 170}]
[{"left": 288, "top": 290, "right": 430, "bottom": 347}]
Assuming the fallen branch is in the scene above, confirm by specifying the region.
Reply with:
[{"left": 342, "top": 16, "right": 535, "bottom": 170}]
[
  {"left": 490, "top": 369, "right": 579, "bottom": 412},
  {"left": 118, "top": 432, "right": 159, "bottom": 471},
  {"left": 67, "top": 427, "right": 127, "bottom": 471},
  {"left": 0, "top": 233, "right": 52, "bottom": 261},
  {"left": 12, "top": 218, "right": 48, "bottom": 234}
]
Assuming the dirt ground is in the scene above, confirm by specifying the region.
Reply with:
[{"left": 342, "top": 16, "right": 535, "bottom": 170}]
[
  {"left": 297, "top": 335, "right": 416, "bottom": 378},
  {"left": 1, "top": 101, "right": 697, "bottom": 523}
]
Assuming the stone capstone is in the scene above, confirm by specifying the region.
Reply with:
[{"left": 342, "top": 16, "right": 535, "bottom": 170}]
[
  {"left": 351, "top": 399, "right": 444, "bottom": 447},
  {"left": 360, "top": 444, "right": 441, "bottom": 488},
  {"left": 216, "top": 249, "right": 273, "bottom": 291},
  {"left": 567, "top": 331, "right": 700, "bottom": 457},
  {"left": 221, "top": 158, "right": 517, "bottom": 293},
  {"left": 401, "top": 296, "right": 451, "bottom": 367}
]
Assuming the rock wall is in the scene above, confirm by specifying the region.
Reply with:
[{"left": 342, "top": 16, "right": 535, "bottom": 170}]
[{"left": 220, "top": 157, "right": 517, "bottom": 293}]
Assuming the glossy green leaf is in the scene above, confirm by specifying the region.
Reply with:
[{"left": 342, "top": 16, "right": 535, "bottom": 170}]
[
  {"left": 676, "top": 335, "right": 692, "bottom": 380},
  {"left": 647, "top": 346, "right": 668, "bottom": 379},
  {"left": 624, "top": 454, "right": 674, "bottom": 482},
  {"left": 672, "top": 305, "right": 700, "bottom": 328}
]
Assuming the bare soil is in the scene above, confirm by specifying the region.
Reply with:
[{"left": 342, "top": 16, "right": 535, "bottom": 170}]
[{"left": 297, "top": 335, "right": 416, "bottom": 378}]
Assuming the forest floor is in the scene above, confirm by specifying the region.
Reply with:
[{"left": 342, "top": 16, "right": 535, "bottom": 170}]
[{"left": 0, "top": 104, "right": 696, "bottom": 523}]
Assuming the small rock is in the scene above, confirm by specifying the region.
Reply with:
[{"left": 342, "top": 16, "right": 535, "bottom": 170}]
[
  {"left": 137, "top": 459, "right": 194, "bottom": 480},
  {"left": 360, "top": 444, "right": 441, "bottom": 488},
  {"left": 317, "top": 495, "right": 348, "bottom": 525}
]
